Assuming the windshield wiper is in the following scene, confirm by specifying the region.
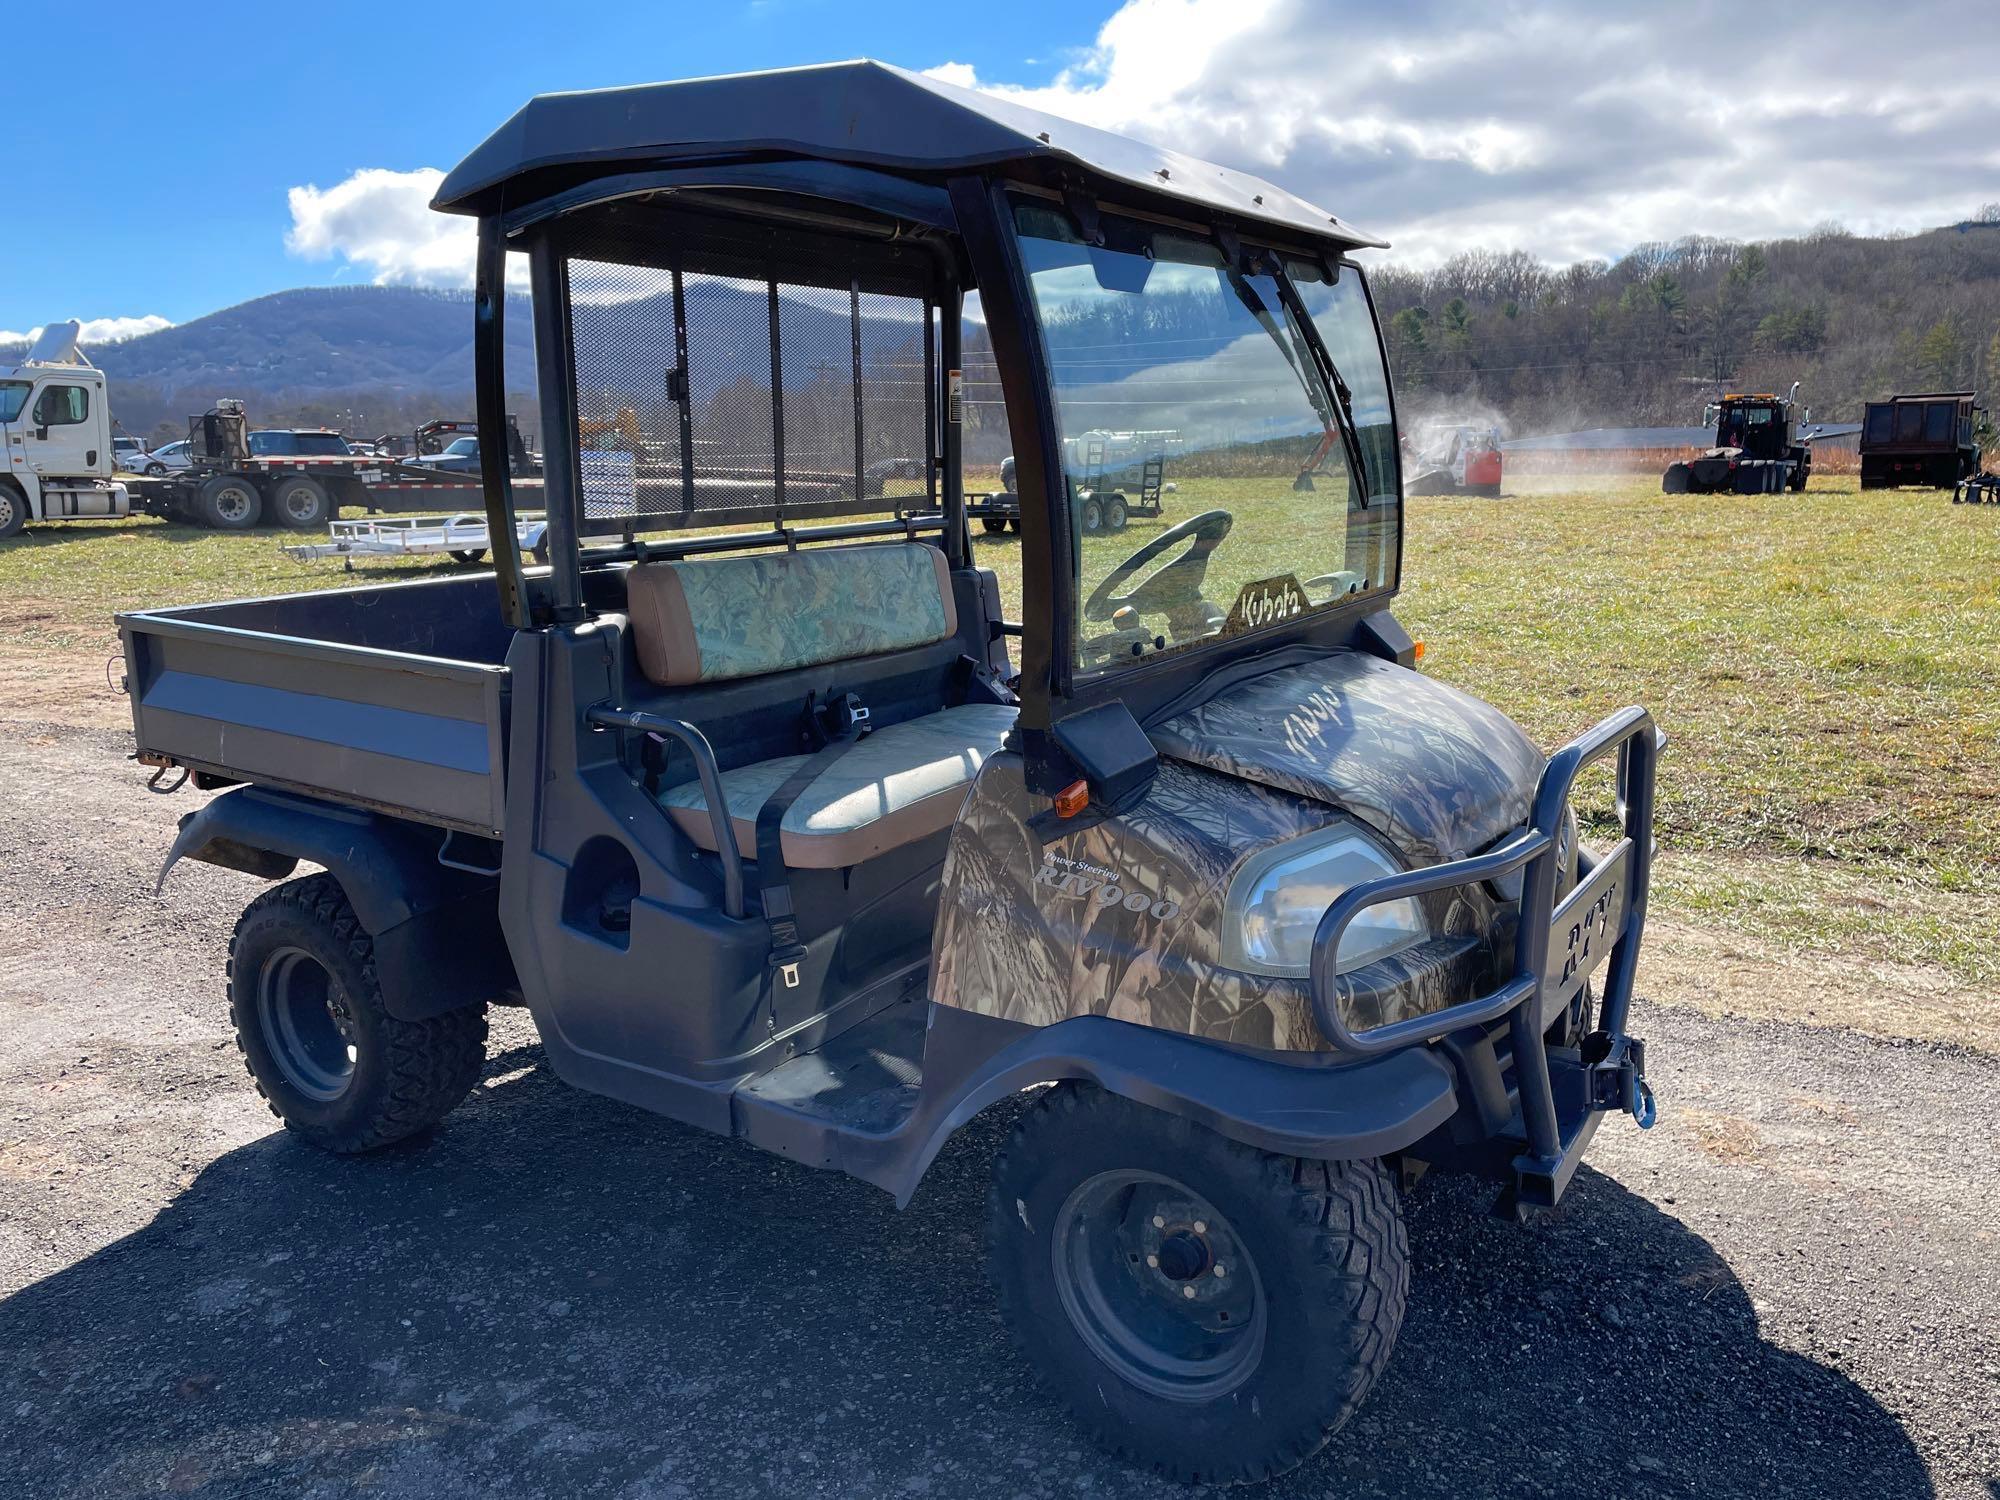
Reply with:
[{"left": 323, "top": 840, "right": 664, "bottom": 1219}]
[{"left": 1220, "top": 263, "right": 1373, "bottom": 507}]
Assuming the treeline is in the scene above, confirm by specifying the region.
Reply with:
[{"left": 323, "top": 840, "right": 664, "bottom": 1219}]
[{"left": 1370, "top": 213, "right": 2000, "bottom": 433}]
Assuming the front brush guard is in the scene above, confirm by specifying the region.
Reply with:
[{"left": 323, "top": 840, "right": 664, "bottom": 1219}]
[{"left": 1309, "top": 706, "right": 1661, "bottom": 1207}]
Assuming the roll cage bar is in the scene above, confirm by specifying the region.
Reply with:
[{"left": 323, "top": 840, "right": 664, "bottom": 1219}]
[{"left": 471, "top": 159, "right": 1405, "bottom": 790}]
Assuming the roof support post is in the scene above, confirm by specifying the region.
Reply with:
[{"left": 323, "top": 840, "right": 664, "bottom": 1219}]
[
  {"left": 528, "top": 233, "right": 586, "bottom": 620},
  {"left": 938, "top": 286, "right": 965, "bottom": 568},
  {"left": 947, "top": 175, "right": 1070, "bottom": 790},
  {"left": 473, "top": 215, "right": 532, "bottom": 629}
]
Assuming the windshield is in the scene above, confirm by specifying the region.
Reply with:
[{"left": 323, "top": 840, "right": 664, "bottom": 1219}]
[
  {"left": 0, "top": 382, "right": 28, "bottom": 423},
  {"left": 444, "top": 437, "right": 478, "bottom": 456},
  {"left": 1013, "top": 200, "right": 1398, "bottom": 676}
]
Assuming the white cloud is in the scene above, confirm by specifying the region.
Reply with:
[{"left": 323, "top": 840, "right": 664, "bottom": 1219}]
[
  {"left": 286, "top": 166, "right": 476, "bottom": 286},
  {"left": 929, "top": 0, "right": 2000, "bottom": 267},
  {"left": 0, "top": 314, "right": 173, "bottom": 347}
]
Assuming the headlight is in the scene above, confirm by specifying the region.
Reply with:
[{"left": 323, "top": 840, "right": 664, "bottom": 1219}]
[{"left": 1221, "top": 822, "right": 1428, "bottom": 978}]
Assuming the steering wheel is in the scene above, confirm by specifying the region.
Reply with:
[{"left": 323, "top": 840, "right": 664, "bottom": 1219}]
[{"left": 1083, "top": 509, "right": 1236, "bottom": 623}]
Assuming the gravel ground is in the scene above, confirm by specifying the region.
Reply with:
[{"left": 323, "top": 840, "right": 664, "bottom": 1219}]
[{"left": 1, "top": 724, "right": 1995, "bottom": 1499}]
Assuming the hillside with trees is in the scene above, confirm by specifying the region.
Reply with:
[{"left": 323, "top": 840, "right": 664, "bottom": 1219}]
[
  {"left": 10, "top": 214, "right": 2000, "bottom": 446},
  {"left": 1373, "top": 213, "right": 2000, "bottom": 433}
]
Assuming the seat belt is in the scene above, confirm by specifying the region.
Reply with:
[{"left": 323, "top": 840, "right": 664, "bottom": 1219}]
[{"left": 755, "top": 692, "right": 870, "bottom": 994}]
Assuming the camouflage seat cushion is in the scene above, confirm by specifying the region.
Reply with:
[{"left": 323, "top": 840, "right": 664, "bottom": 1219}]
[
  {"left": 657, "top": 704, "right": 1017, "bottom": 868},
  {"left": 625, "top": 542, "right": 957, "bottom": 687}
]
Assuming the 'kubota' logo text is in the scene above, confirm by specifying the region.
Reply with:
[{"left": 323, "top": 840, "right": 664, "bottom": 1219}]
[{"left": 1035, "top": 854, "right": 1181, "bottom": 920}]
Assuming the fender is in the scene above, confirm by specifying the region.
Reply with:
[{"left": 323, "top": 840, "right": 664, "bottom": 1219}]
[
  {"left": 159, "top": 786, "right": 515, "bottom": 1021},
  {"left": 851, "top": 1006, "right": 1461, "bottom": 1208}
]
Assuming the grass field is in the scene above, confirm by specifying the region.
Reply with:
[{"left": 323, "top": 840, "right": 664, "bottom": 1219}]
[{"left": 3, "top": 473, "right": 1995, "bottom": 1028}]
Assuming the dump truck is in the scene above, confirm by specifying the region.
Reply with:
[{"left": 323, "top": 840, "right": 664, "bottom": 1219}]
[
  {"left": 1859, "top": 392, "right": 1981, "bottom": 489},
  {"left": 1662, "top": 385, "right": 1811, "bottom": 494}
]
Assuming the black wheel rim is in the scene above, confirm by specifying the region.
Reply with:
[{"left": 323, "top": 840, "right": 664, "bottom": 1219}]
[
  {"left": 256, "top": 946, "right": 356, "bottom": 1101},
  {"left": 1051, "top": 1169, "right": 1266, "bottom": 1401}
]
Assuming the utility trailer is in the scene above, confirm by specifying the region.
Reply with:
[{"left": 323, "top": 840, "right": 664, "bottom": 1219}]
[
  {"left": 1860, "top": 392, "right": 1982, "bottom": 489},
  {"left": 283, "top": 511, "right": 552, "bottom": 569},
  {"left": 119, "top": 62, "right": 1662, "bottom": 1484},
  {"left": 967, "top": 430, "right": 1178, "bottom": 536},
  {"left": 1662, "top": 385, "right": 1812, "bottom": 494}
]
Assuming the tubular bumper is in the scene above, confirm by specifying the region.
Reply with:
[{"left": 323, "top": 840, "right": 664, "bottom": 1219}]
[{"left": 1309, "top": 706, "right": 1660, "bottom": 1207}]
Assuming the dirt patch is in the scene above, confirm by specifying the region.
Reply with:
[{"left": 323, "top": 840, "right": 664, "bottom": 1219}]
[
  {"left": 0, "top": 643, "right": 131, "bottom": 731},
  {"left": 1679, "top": 1107, "right": 1762, "bottom": 1163},
  {"left": 1641, "top": 916, "right": 2000, "bottom": 1054}
]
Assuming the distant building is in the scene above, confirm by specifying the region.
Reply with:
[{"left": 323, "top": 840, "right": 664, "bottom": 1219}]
[{"left": 1501, "top": 422, "right": 1863, "bottom": 466}]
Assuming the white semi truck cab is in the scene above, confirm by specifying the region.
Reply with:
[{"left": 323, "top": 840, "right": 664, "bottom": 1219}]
[{"left": 0, "top": 320, "right": 132, "bottom": 536}]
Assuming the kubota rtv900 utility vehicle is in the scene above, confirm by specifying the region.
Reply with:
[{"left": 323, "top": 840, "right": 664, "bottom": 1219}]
[{"left": 118, "top": 63, "right": 1660, "bottom": 1484}]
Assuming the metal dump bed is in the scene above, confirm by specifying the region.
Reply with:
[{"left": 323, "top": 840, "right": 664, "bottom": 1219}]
[{"left": 118, "top": 574, "right": 514, "bottom": 835}]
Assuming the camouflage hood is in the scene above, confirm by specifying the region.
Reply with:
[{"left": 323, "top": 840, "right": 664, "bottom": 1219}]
[{"left": 1149, "top": 652, "right": 1544, "bottom": 862}]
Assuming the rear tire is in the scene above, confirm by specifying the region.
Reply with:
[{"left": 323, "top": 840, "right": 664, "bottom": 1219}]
[
  {"left": 198, "top": 474, "right": 262, "bottom": 530},
  {"left": 0, "top": 482, "right": 26, "bottom": 538},
  {"left": 1079, "top": 496, "right": 1104, "bottom": 534},
  {"left": 1101, "top": 493, "right": 1129, "bottom": 532},
  {"left": 1661, "top": 463, "right": 1691, "bottom": 495},
  {"left": 228, "top": 873, "right": 487, "bottom": 1153},
  {"left": 988, "top": 1084, "right": 1407, "bottom": 1485},
  {"left": 268, "top": 474, "right": 332, "bottom": 529},
  {"left": 449, "top": 548, "right": 488, "bottom": 563},
  {"left": 981, "top": 517, "right": 1009, "bottom": 535}
]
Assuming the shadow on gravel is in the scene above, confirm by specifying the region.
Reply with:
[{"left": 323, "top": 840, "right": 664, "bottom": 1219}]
[{"left": 3, "top": 1043, "right": 1929, "bottom": 1500}]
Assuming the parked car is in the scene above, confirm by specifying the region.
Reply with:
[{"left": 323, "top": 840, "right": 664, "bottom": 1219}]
[
  {"left": 148, "top": 440, "right": 192, "bottom": 472},
  {"left": 111, "top": 436, "right": 151, "bottom": 473},
  {"left": 410, "top": 435, "right": 482, "bottom": 473},
  {"left": 247, "top": 429, "right": 352, "bottom": 458}
]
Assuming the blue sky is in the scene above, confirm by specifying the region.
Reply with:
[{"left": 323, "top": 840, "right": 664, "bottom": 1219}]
[
  {"left": 5, "top": 0, "right": 1093, "bottom": 333},
  {"left": 11, "top": 0, "right": 1996, "bottom": 342}
]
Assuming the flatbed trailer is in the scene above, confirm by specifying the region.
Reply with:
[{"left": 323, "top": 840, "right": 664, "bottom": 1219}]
[{"left": 130, "top": 453, "right": 497, "bottom": 530}]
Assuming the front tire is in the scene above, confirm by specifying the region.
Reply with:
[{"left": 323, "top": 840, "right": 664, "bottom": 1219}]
[
  {"left": 1661, "top": 462, "right": 1691, "bottom": 494},
  {"left": 988, "top": 1084, "right": 1408, "bottom": 1485},
  {"left": 0, "top": 482, "right": 26, "bottom": 538},
  {"left": 228, "top": 874, "right": 487, "bottom": 1153}
]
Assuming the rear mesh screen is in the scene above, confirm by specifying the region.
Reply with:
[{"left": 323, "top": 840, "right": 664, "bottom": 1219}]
[{"left": 561, "top": 209, "right": 938, "bottom": 535}]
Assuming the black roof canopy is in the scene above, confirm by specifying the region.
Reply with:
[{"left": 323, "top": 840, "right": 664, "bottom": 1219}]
[{"left": 432, "top": 59, "right": 1385, "bottom": 249}]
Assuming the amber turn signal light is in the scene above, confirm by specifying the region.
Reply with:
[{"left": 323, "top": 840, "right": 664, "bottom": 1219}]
[
  {"left": 1053, "top": 780, "right": 1090, "bottom": 818},
  {"left": 1412, "top": 639, "right": 1427, "bottom": 664}
]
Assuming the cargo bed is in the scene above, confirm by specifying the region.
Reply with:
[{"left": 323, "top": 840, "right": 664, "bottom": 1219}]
[{"left": 118, "top": 574, "right": 513, "bottom": 835}]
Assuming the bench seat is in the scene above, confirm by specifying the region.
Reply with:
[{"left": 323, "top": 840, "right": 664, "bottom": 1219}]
[{"left": 657, "top": 703, "right": 1016, "bottom": 869}]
